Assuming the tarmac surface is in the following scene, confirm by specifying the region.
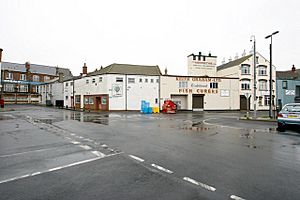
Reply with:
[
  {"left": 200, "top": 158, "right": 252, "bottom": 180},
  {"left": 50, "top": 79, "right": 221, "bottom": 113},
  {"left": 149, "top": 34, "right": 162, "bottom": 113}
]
[{"left": 0, "top": 105, "right": 299, "bottom": 200}]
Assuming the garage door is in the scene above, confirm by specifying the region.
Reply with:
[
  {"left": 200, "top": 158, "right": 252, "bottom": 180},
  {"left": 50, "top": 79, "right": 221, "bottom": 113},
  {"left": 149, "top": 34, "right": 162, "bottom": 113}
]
[{"left": 171, "top": 95, "right": 188, "bottom": 110}]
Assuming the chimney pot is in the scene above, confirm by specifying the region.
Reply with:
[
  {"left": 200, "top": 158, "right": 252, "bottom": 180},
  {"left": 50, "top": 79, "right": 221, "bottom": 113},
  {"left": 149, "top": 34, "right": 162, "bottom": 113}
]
[
  {"left": 292, "top": 64, "right": 296, "bottom": 72},
  {"left": 82, "top": 63, "right": 87, "bottom": 75}
]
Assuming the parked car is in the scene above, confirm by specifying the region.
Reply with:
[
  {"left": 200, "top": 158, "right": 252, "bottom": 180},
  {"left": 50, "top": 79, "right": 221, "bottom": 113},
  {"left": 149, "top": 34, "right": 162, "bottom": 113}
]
[{"left": 277, "top": 103, "right": 300, "bottom": 132}]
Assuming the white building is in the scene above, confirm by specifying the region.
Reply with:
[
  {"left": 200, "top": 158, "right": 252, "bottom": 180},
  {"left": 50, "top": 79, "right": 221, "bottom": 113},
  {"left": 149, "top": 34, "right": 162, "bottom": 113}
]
[
  {"left": 187, "top": 52, "right": 217, "bottom": 76},
  {"left": 73, "top": 63, "right": 161, "bottom": 111},
  {"left": 217, "top": 52, "right": 276, "bottom": 110},
  {"left": 160, "top": 75, "right": 240, "bottom": 111}
]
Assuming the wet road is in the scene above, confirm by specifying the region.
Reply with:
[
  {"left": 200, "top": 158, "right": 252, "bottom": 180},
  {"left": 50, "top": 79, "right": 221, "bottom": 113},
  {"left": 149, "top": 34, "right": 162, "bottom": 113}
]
[{"left": 0, "top": 105, "right": 299, "bottom": 200}]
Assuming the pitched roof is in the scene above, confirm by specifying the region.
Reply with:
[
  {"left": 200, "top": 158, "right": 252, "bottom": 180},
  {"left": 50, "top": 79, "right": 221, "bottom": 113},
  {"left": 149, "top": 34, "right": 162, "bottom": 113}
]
[
  {"left": 87, "top": 63, "right": 162, "bottom": 76},
  {"left": 217, "top": 54, "right": 252, "bottom": 71},
  {"left": 276, "top": 69, "right": 300, "bottom": 80}
]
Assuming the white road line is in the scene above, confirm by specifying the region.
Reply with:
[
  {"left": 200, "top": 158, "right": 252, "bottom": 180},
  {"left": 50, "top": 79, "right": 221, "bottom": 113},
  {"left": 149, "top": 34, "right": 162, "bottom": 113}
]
[
  {"left": 101, "top": 144, "right": 108, "bottom": 148},
  {"left": 83, "top": 138, "right": 93, "bottom": 142},
  {"left": 48, "top": 166, "right": 63, "bottom": 172},
  {"left": 230, "top": 195, "right": 246, "bottom": 200},
  {"left": 183, "top": 177, "right": 216, "bottom": 192},
  {"left": 151, "top": 164, "right": 173, "bottom": 174},
  {"left": 70, "top": 133, "right": 76, "bottom": 136},
  {"left": 129, "top": 155, "right": 145, "bottom": 162},
  {"left": 0, "top": 147, "right": 58, "bottom": 158},
  {"left": 70, "top": 141, "right": 81, "bottom": 145},
  {"left": 79, "top": 145, "right": 92, "bottom": 150},
  {"left": 77, "top": 136, "right": 84, "bottom": 139},
  {"left": 65, "top": 137, "right": 72, "bottom": 140},
  {"left": 91, "top": 151, "right": 106, "bottom": 158}
]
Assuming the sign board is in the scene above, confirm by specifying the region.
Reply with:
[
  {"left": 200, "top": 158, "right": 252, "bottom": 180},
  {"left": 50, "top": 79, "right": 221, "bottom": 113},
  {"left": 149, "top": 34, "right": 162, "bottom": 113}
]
[
  {"left": 220, "top": 90, "right": 230, "bottom": 97},
  {"left": 112, "top": 84, "right": 123, "bottom": 97},
  {"left": 244, "top": 93, "right": 251, "bottom": 99},
  {"left": 285, "top": 90, "right": 295, "bottom": 96}
]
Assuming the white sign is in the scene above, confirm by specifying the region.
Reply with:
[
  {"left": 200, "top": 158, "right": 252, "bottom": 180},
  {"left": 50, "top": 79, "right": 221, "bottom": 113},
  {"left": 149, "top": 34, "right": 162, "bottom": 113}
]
[
  {"left": 285, "top": 90, "right": 295, "bottom": 96},
  {"left": 220, "top": 90, "right": 230, "bottom": 97},
  {"left": 112, "top": 84, "right": 123, "bottom": 97},
  {"left": 244, "top": 93, "right": 251, "bottom": 99}
]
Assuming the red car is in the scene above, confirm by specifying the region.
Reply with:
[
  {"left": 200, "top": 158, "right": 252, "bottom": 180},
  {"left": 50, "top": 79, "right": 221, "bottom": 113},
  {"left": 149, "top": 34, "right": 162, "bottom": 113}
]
[{"left": 162, "top": 100, "right": 177, "bottom": 114}]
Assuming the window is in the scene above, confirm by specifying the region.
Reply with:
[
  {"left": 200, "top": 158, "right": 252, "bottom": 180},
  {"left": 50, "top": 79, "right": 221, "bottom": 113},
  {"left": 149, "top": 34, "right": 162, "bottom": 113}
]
[
  {"left": 259, "top": 80, "right": 267, "bottom": 91},
  {"left": 89, "top": 97, "right": 94, "bottom": 104},
  {"left": 264, "top": 95, "right": 274, "bottom": 106},
  {"left": 19, "top": 85, "right": 28, "bottom": 92},
  {"left": 102, "top": 97, "right": 107, "bottom": 105},
  {"left": 4, "top": 84, "right": 14, "bottom": 92},
  {"left": 139, "top": 78, "right": 143, "bottom": 83},
  {"left": 20, "top": 74, "right": 26, "bottom": 81},
  {"left": 65, "top": 96, "right": 69, "bottom": 100},
  {"left": 44, "top": 76, "right": 50, "bottom": 81},
  {"left": 145, "top": 78, "right": 148, "bottom": 83},
  {"left": 92, "top": 78, "right": 95, "bottom": 83},
  {"left": 128, "top": 78, "right": 135, "bottom": 83},
  {"left": 65, "top": 82, "right": 69, "bottom": 87},
  {"left": 156, "top": 79, "right": 159, "bottom": 83},
  {"left": 86, "top": 79, "right": 89, "bottom": 84},
  {"left": 75, "top": 95, "right": 81, "bottom": 103},
  {"left": 296, "top": 86, "right": 300, "bottom": 97},
  {"left": 116, "top": 77, "right": 123, "bottom": 82},
  {"left": 155, "top": 98, "right": 158, "bottom": 104},
  {"left": 6, "top": 72, "right": 13, "bottom": 80},
  {"left": 70, "top": 82, "right": 73, "bottom": 86},
  {"left": 85, "top": 97, "right": 89, "bottom": 104},
  {"left": 258, "top": 96, "right": 263, "bottom": 106},
  {"left": 241, "top": 80, "right": 250, "bottom": 90},
  {"left": 179, "top": 81, "right": 188, "bottom": 88},
  {"left": 258, "top": 65, "right": 267, "bottom": 76},
  {"left": 99, "top": 77, "right": 103, "bottom": 82},
  {"left": 151, "top": 79, "right": 154, "bottom": 83},
  {"left": 282, "top": 81, "right": 288, "bottom": 89},
  {"left": 241, "top": 64, "right": 250, "bottom": 75},
  {"left": 210, "top": 82, "right": 218, "bottom": 88},
  {"left": 32, "top": 75, "right": 40, "bottom": 82}
]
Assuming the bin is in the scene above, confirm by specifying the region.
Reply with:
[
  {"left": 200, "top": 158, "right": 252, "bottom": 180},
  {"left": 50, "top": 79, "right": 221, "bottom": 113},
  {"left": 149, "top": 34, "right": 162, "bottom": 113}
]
[{"left": 0, "top": 99, "right": 4, "bottom": 108}]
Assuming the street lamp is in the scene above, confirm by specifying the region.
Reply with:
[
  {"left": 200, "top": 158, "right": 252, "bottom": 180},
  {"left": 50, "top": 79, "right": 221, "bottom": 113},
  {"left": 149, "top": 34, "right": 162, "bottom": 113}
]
[
  {"left": 265, "top": 31, "right": 279, "bottom": 118},
  {"left": 250, "top": 35, "right": 257, "bottom": 118}
]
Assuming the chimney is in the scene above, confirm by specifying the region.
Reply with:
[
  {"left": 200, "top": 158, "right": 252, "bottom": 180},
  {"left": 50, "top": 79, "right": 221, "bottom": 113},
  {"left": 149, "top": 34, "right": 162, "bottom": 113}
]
[
  {"left": 208, "top": 52, "right": 211, "bottom": 57},
  {"left": 82, "top": 63, "right": 87, "bottom": 75},
  {"left": 0, "top": 48, "right": 3, "bottom": 62},
  {"left": 198, "top": 52, "right": 201, "bottom": 60},
  {"left": 25, "top": 62, "right": 30, "bottom": 72},
  {"left": 164, "top": 67, "right": 168, "bottom": 75},
  {"left": 292, "top": 64, "right": 296, "bottom": 72},
  {"left": 58, "top": 72, "right": 64, "bottom": 83}
]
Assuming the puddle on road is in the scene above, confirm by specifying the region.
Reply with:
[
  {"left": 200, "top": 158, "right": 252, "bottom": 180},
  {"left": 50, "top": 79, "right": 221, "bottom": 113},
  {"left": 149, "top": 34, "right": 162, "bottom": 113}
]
[
  {"left": 68, "top": 113, "right": 109, "bottom": 125},
  {"left": 179, "top": 121, "right": 211, "bottom": 133},
  {"left": 0, "top": 115, "right": 15, "bottom": 120}
]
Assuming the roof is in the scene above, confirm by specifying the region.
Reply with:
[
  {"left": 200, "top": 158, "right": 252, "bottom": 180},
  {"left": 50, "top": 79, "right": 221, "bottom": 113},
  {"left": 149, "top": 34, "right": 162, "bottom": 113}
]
[
  {"left": 276, "top": 69, "right": 300, "bottom": 80},
  {"left": 217, "top": 54, "right": 252, "bottom": 71},
  {"left": 1, "top": 61, "right": 73, "bottom": 77},
  {"left": 87, "top": 63, "right": 162, "bottom": 76}
]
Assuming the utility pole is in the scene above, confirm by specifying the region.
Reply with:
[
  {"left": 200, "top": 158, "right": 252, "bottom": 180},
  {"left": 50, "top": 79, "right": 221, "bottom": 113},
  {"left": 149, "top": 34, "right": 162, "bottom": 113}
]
[{"left": 250, "top": 36, "right": 257, "bottom": 118}]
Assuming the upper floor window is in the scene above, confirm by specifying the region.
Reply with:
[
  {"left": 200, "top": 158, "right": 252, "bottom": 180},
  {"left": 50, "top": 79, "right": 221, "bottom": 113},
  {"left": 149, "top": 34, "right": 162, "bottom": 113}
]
[
  {"left": 259, "top": 80, "right": 268, "bottom": 91},
  {"left": 4, "top": 84, "right": 14, "bottom": 92},
  {"left": 145, "top": 78, "right": 148, "bottom": 83},
  {"left": 210, "top": 82, "right": 218, "bottom": 89},
  {"left": 139, "top": 78, "right": 143, "bottom": 83},
  {"left": 65, "top": 82, "right": 69, "bottom": 87},
  {"left": 44, "top": 76, "right": 50, "bottom": 81},
  {"left": 116, "top": 77, "right": 123, "bottom": 82},
  {"left": 156, "top": 79, "right": 159, "bottom": 83},
  {"left": 241, "top": 79, "right": 250, "bottom": 90},
  {"left": 241, "top": 64, "right": 250, "bottom": 75},
  {"left": 20, "top": 74, "right": 26, "bottom": 81},
  {"left": 151, "top": 79, "right": 154, "bottom": 83},
  {"left": 282, "top": 81, "right": 288, "bottom": 89},
  {"left": 179, "top": 81, "right": 188, "bottom": 88},
  {"left": 86, "top": 79, "right": 89, "bottom": 84},
  {"left": 32, "top": 75, "right": 40, "bottom": 82},
  {"left": 70, "top": 82, "right": 73, "bottom": 86},
  {"left": 128, "top": 78, "right": 135, "bottom": 83},
  {"left": 99, "top": 77, "right": 103, "bottom": 82},
  {"left": 92, "top": 78, "right": 96, "bottom": 83},
  {"left": 258, "top": 65, "right": 267, "bottom": 76},
  {"left": 6, "top": 72, "right": 13, "bottom": 80}
]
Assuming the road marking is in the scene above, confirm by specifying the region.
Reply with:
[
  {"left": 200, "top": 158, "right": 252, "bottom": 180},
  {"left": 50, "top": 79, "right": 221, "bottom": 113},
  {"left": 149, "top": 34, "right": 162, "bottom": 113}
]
[
  {"left": 77, "top": 136, "right": 84, "bottom": 139},
  {"left": 79, "top": 145, "right": 92, "bottom": 150},
  {"left": 70, "top": 133, "right": 76, "bottom": 136},
  {"left": 65, "top": 137, "right": 71, "bottom": 140},
  {"left": 129, "top": 155, "right": 145, "bottom": 162},
  {"left": 230, "top": 195, "right": 246, "bottom": 200},
  {"left": 91, "top": 151, "right": 106, "bottom": 157},
  {"left": 0, "top": 152, "right": 123, "bottom": 185},
  {"left": 70, "top": 141, "right": 81, "bottom": 145},
  {"left": 183, "top": 177, "right": 216, "bottom": 192},
  {"left": 101, "top": 144, "right": 108, "bottom": 148},
  {"left": 0, "top": 147, "right": 59, "bottom": 158},
  {"left": 83, "top": 138, "right": 93, "bottom": 142},
  {"left": 151, "top": 164, "right": 173, "bottom": 174}
]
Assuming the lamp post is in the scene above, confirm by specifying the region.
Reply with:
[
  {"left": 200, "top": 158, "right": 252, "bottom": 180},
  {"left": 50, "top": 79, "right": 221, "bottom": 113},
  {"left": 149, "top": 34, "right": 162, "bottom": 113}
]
[
  {"left": 265, "top": 31, "right": 279, "bottom": 118},
  {"left": 250, "top": 35, "right": 257, "bottom": 118}
]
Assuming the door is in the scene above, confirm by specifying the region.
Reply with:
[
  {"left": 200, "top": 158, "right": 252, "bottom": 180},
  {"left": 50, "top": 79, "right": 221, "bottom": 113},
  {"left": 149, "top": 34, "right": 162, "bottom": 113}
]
[
  {"left": 240, "top": 95, "right": 250, "bottom": 110},
  {"left": 192, "top": 94, "right": 204, "bottom": 109}
]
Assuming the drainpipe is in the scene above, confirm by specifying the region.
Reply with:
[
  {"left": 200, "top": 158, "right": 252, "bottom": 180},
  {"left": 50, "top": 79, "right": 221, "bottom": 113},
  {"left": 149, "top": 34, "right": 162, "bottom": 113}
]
[{"left": 125, "top": 74, "right": 127, "bottom": 111}]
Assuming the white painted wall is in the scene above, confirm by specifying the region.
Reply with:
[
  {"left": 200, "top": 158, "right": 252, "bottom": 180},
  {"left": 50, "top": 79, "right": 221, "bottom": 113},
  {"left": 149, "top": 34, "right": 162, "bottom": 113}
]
[{"left": 39, "top": 81, "right": 63, "bottom": 106}]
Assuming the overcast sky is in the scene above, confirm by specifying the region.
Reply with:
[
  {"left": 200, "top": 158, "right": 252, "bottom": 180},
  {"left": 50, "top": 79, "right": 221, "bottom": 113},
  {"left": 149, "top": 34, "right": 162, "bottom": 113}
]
[{"left": 1, "top": 0, "right": 299, "bottom": 76}]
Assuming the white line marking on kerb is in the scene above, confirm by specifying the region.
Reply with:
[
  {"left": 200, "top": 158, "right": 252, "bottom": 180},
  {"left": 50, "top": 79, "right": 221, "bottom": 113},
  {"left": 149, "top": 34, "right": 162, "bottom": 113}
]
[
  {"left": 151, "top": 164, "right": 173, "bottom": 174},
  {"left": 183, "top": 177, "right": 216, "bottom": 192},
  {"left": 70, "top": 141, "right": 80, "bottom": 145},
  {"left": 129, "top": 155, "right": 145, "bottom": 162},
  {"left": 230, "top": 195, "right": 246, "bottom": 200},
  {"left": 79, "top": 145, "right": 92, "bottom": 150},
  {"left": 91, "top": 151, "right": 106, "bottom": 157}
]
